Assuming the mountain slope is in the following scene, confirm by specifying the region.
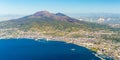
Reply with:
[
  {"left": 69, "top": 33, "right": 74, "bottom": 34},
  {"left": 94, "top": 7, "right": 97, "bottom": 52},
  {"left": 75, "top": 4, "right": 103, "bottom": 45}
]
[{"left": 0, "top": 11, "right": 113, "bottom": 32}]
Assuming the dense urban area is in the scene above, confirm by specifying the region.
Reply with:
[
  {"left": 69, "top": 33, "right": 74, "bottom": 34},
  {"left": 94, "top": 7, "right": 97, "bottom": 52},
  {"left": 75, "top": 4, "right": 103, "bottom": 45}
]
[{"left": 0, "top": 28, "right": 120, "bottom": 60}]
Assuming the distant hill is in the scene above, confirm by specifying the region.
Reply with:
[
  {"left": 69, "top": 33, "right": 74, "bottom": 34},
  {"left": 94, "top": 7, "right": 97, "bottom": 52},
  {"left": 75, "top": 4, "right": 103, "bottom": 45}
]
[
  {"left": 0, "top": 11, "right": 115, "bottom": 32},
  {"left": 77, "top": 13, "right": 120, "bottom": 24},
  {"left": 0, "top": 15, "right": 23, "bottom": 21}
]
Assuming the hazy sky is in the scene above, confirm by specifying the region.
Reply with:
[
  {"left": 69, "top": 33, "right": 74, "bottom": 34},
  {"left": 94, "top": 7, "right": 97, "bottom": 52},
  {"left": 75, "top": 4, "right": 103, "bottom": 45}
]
[{"left": 0, "top": 0, "right": 120, "bottom": 15}]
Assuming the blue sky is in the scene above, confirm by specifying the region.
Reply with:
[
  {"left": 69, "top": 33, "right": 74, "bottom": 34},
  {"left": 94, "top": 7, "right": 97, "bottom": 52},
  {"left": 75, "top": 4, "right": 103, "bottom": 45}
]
[{"left": 0, "top": 0, "right": 120, "bottom": 15}]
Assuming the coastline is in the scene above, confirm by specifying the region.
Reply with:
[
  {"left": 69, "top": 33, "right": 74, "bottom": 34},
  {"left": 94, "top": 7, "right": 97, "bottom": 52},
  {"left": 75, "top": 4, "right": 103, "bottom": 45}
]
[{"left": 0, "top": 37, "right": 107, "bottom": 60}]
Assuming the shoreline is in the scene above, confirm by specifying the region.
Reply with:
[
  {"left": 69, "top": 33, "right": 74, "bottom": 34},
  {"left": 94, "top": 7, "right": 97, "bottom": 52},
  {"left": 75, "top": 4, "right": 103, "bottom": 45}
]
[{"left": 0, "top": 37, "right": 107, "bottom": 60}]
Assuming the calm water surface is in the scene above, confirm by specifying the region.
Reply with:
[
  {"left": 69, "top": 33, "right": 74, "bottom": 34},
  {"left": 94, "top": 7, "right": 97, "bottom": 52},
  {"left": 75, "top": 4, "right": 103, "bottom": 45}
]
[{"left": 0, "top": 38, "right": 101, "bottom": 60}]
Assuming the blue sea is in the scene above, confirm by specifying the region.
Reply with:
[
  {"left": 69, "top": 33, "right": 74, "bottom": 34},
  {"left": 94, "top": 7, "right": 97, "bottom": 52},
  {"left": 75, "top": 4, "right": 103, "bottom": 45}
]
[{"left": 0, "top": 38, "right": 101, "bottom": 60}]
